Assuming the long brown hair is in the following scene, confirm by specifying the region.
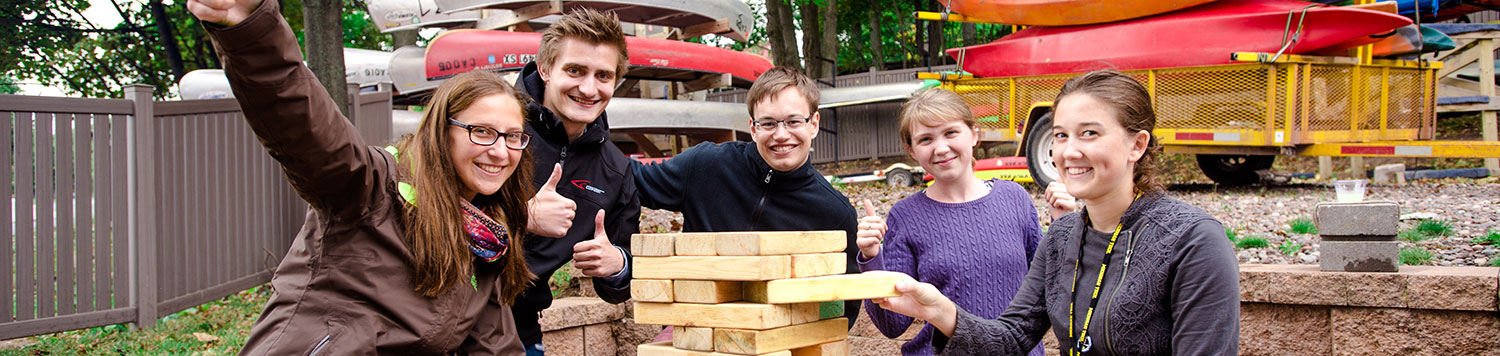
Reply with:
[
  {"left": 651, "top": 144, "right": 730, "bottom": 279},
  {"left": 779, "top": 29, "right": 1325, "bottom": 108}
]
[
  {"left": 1055, "top": 70, "right": 1164, "bottom": 194},
  {"left": 397, "top": 70, "right": 535, "bottom": 301}
]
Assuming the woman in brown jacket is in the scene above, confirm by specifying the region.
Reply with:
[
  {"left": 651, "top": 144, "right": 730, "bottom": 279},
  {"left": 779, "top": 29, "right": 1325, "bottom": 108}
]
[{"left": 189, "top": 0, "right": 539, "bottom": 354}]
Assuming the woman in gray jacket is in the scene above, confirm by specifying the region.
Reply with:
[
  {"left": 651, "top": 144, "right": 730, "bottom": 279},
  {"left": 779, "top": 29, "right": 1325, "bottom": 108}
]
[{"left": 874, "top": 70, "right": 1240, "bottom": 355}]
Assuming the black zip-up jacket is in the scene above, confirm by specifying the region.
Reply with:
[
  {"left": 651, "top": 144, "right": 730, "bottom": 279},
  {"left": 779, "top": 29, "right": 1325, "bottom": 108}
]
[
  {"left": 631, "top": 141, "right": 861, "bottom": 326},
  {"left": 511, "top": 61, "right": 641, "bottom": 346}
]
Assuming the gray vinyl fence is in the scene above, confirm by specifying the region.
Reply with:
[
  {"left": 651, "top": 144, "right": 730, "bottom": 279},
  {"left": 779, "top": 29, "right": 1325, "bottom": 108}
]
[
  {"left": 0, "top": 83, "right": 393, "bottom": 340},
  {"left": 707, "top": 65, "right": 957, "bottom": 164}
]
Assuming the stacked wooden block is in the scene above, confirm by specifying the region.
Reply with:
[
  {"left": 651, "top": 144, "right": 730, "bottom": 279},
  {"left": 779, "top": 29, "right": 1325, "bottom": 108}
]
[{"left": 630, "top": 231, "right": 906, "bottom": 356}]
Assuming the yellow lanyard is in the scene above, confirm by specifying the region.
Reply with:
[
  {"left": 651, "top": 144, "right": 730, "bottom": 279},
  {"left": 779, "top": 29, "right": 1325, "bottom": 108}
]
[{"left": 1066, "top": 218, "right": 1124, "bottom": 356}]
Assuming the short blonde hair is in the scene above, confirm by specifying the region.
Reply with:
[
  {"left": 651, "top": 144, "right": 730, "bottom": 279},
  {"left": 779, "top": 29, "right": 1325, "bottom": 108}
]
[
  {"left": 536, "top": 8, "right": 629, "bottom": 77},
  {"left": 898, "top": 88, "right": 977, "bottom": 149},
  {"left": 746, "top": 67, "right": 820, "bottom": 116}
]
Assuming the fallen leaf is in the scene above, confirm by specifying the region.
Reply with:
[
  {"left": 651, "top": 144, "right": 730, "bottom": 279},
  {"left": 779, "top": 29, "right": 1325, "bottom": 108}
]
[{"left": 193, "top": 332, "right": 220, "bottom": 343}]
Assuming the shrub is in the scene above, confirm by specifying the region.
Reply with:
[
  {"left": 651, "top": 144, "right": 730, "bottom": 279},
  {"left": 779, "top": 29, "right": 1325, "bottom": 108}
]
[
  {"left": 1225, "top": 228, "right": 1241, "bottom": 242},
  {"left": 1278, "top": 239, "right": 1302, "bottom": 255},
  {"left": 1414, "top": 219, "right": 1454, "bottom": 238},
  {"left": 1287, "top": 218, "right": 1317, "bottom": 235},
  {"left": 1399, "top": 247, "right": 1434, "bottom": 266},
  {"left": 1398, "top": 229, "right": 1430, "bottom": 243},
  {"left": 1235, "top": 236, "right": 1269, "bottom": 249},
  {"left": 1471, "top": 230, "right": 1500, "bottom": 245}
]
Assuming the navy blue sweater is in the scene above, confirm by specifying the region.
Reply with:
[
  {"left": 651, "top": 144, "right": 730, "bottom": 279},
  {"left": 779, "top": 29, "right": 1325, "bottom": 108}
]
[{"left": 632, "top": 141, "right": 861, "bottom": 325}]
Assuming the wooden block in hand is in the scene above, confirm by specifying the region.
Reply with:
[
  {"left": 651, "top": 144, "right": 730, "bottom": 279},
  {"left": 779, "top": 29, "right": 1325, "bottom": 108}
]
[
  {"left": 743, "top": 271, "right": 904, "bottom": 303},
  {"left": 634, "top": 302, "right": 822, "bottom": 330},
  {"left": 790, "top": 253, "right": 845, "bottom": 278},
  {"left": 634, "top": 256, "right": 791, "bottom": 281},
  {"left": 713, "top": 318, "right": 849, "bottom": 355},
  {"left": 789, "top": 340, "right": 850, "bottom": 356},
  {"left": 673, "top": 326, "right": 715, "bottom": 351},
  {"left": 674, "top": 280, "right": 743, "bottom": 303},
  {"left": 632, "top": 233, "right": 676, "bottom": 257},
  {"left": 638, "top": 341, "right": 791, "bottom": 356},
  {"left": 632, "top": 279, "right": 673, "bottom": 302}
]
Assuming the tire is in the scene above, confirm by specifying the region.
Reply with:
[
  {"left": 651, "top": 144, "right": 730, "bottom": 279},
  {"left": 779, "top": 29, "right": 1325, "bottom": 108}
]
[
  {"left": 1196, "top": 154, "right": 1275, "bottom": 186},
  {"left": 885, "top": 168, "right": 914, "bottom": 187},
  {"left": 1024, "top": 113, "right": 1059, "bottom": 189}
]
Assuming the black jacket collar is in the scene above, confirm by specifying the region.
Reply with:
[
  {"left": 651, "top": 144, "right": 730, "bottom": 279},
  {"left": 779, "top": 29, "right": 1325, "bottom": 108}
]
[
  {"left": 515, "top": 61, "right": 609, "bottom": 148},
  {"left": 744, "top": 142, "right": 820, "bottom": 190}
]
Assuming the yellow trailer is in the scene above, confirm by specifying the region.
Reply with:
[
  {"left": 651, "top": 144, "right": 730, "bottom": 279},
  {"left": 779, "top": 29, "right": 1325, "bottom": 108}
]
[{"left": 923, "top": 52, "right": 1500, "bottom": 186}]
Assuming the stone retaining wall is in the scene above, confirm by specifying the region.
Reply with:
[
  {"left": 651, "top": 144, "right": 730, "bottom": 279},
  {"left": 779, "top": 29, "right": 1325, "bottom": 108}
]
[{"left": 542, "top": 264, "right": 1498, "bottom": 355}]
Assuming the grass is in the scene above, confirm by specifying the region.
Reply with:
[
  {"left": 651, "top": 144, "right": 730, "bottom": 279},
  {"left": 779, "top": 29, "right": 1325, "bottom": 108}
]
[
  {"left": 1399, "top": 247, "right": 1435, "bottom": 266},
  {"left": 1398, "top": 229, "right": 1430, "bottom": 243},
  {"left": 1287, "top": 218, "right": 1317, "bottom": 235},
  {"left": 550, "top": 262, "right": 574, "bottom": 297},
  {"left": 1472, "top": 230, "right": 1500, "bottom": 245},
  {"left": 1225, "top": 228, "right": 1242, "bottom": 242},
  {"left": 0, "top": 285, "right": 270, "bottom": 355},
  {"left": 1278, "top": 239, "right": 1302, "bottom": 256},
  {"left": 1414, "top": 219, "right": 1454, "bottom": 238},
  {"left": 1235, "top": 236, "right": 1269, "bottom": 249}
]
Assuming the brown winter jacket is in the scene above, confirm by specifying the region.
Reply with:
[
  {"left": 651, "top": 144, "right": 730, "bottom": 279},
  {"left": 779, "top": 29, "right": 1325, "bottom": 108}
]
[{"left": 207, "top": 1, "right": 524, "bottom": 354}]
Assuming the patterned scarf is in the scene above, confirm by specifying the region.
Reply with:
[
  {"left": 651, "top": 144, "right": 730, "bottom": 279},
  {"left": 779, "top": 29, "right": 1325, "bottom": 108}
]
[{"left": 461, "top": 200, "right": 508, "bottom": 263}]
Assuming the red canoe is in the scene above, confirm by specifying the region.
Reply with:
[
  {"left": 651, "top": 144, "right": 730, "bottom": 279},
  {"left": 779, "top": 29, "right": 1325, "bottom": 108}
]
[
  {"left": 947, "top": 0, "right": 1413, "bottom": 78},
  {"left": 937, "top": 0, "right": 1216, "bottom": 26},
  {"left": 425, "top": 30, "right": 772, "bottom": 87}
]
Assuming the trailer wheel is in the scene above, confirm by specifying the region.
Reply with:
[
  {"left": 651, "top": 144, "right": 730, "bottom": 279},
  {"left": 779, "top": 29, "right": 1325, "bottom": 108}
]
[
  {"left": 885, "top": 168, "right": 914, "bottom": 187},
  {"left": 1196, "top": 154, "right": 1274, "bottom": 186},
  {"left": 1024, "top": 113, "right": 1059, "bottom": 189}
]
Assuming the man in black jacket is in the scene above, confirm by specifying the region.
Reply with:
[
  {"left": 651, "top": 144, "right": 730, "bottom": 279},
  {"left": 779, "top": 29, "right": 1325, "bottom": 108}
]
[
  {"left": 514, "top": 9, "right": 640, "bottom": 355},
  {"left": 632, "top": 67, "right": 861, "bottom": 327}
]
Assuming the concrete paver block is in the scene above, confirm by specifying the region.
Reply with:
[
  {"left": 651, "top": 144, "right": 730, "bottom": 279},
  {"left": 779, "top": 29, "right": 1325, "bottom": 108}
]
[
  {"left": 1315, "top": 201, "right": 1399, "bottom": 239},
  {"left": 1320, "top": 241, "right": 1399, "bottom": 272}
]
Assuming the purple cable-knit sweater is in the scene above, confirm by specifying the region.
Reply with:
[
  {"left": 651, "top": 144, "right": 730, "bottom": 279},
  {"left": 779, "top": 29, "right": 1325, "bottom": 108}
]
[{"left": 860, "top": 179, "right": 1044, "bottom": 356}]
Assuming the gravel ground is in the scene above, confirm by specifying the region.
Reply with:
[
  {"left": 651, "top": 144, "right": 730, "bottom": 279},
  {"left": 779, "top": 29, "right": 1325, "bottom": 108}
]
[{"left": 639, "top": 177, "right": 1500, "bottom": 267}]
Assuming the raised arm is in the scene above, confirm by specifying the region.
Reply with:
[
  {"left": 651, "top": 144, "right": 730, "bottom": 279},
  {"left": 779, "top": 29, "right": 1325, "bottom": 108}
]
[
  {"left": 631, "top": 143, "right": 708, "bottom": 211},
  {"left": 193, "top": 0, "right": 382, "bottom": 215}
]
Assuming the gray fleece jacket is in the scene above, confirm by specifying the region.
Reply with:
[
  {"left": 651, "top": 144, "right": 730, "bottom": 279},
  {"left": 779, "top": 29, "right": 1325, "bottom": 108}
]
[{"left": 934, "top": 193, "right": 1240, "bottom": 355}]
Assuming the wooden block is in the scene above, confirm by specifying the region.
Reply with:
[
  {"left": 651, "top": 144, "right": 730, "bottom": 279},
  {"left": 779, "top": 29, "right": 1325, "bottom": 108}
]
[
  {"left": 789, "top": 340, "right": 850, "bottom": 356},
  {"left": 638, "top": 341, "right": 792, "bottom": 356},
  {"left": 713, "top": 318, "right": 849, "bottom": 355},
  {"left": 790, "top": 253, "right": 846, "bottom": 278},
  {"left": 790, "top": 302, "right": 820, "bottom": 325},
  {"left": 675, "top": 280, "right": 743, "bottom": 303},
  {"left": 818, "top": 302, "right": 843, "bottom": 320},
  {"left": 635, "top": 302, "right": 815, "bottom": 330},
  {"left": 676, "top": 233, "right": 720, "bottom": 256},
  {"left": 634, "top": 256, "right": 791, "bottom": 281},
  {"left": 673, "top": 327, "right": 715, "bottom": 351},
  {"left": 632, "top": 233, "right": 676, "bottom": 257},
  {"left": 717, "top": 231, "right": 846, "bottom": 256},
  {"left": 743, "top": 271, "right": 904, "bottom": 303},
  {"left": 632, "top": 279, "right": 674, "bottom": 302}
]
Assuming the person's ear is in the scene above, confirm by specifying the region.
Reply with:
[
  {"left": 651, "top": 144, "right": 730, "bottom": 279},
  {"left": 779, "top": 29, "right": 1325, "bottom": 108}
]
[
  {"left": 1128, "top": 129, "right": 1150, "bottom": 163},
  {"left": 807, "top": 111, "right": 821, "bottom": 140}
]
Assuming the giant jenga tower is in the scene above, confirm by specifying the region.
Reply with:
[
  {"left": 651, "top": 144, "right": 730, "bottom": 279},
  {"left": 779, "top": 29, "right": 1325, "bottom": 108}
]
[{"left": 629, "top": 231, "right": 907, "bottom": 356}]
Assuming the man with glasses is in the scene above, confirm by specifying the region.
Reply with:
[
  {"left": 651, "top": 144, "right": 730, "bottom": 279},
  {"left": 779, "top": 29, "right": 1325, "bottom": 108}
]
[
  {"left": 511, "top": 8, "right": 640, "bottom": 355},
  {"left": 632, "top": 67, "right": 861, "bottom": 327}
]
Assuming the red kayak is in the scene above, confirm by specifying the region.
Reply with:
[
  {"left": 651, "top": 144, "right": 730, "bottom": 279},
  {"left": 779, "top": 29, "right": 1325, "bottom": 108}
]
[
  {"left": 937, "top": 0, "right": 1215, "bottom": 26},
  {"left": 948, "top": 0, "right": 1413, "bottom": 78},
  {"left": 425, "top": 29, "right": 772, "bottom": 87}
]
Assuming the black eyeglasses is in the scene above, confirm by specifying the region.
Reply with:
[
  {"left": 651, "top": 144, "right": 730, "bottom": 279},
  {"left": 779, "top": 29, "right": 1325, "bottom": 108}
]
[
  {"left": 752, "top": 117, "right": 811, "bottom": 132},
  {"left": 449, "top": 118, "right": 531, "bottom": 149}
]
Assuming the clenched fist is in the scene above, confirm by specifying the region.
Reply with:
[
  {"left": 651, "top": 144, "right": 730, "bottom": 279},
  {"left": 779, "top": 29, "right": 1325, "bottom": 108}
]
[
  {"left": 855, "top": 200, "right": 887, "bottom": 259},
  {"left": 186, "top": 0, "right": 260, "bottom": 26}
]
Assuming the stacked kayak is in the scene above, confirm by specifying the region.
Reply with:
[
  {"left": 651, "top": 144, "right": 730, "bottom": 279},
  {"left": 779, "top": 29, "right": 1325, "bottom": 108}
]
[
  {"left": 935, "top": 0, "right": 1215, "bottom": 26},
  {"left": 422, "top": 30, "right": 771, "bottom": 87},
  {"left": 947, "top": 0, "right": 1413, "bottom": 78}
]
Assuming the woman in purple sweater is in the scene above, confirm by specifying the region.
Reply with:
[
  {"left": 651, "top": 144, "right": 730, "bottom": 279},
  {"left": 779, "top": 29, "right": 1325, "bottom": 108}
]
[{"left": 855, "top": 88, "right": 1048, "bottom": 356}]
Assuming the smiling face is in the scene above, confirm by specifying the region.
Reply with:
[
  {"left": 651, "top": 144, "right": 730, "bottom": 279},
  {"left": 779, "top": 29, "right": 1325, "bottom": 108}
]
[
  {"left": 908, "top": 119, "right": 979, "bottom": 184},
  {"left": 751, "top": 87, "right": 820, "bottom": 172},
  {"left": 538, "top": 37, "right": 621, "bottom": 138},
  {"left": 1050, "top": 93, "right": 1150, "bottom": 202},
  {"left": 448, "top": 94, "right": 526, "bottom": 200}
]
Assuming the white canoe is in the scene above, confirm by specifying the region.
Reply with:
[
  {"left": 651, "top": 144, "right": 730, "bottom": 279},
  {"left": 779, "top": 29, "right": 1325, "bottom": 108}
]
[
  {"left": 366, "top": 0, "right": 481, "bottom": 32},
  {"left": 434, "top": 0, "right": 753, "bottom": 42}
]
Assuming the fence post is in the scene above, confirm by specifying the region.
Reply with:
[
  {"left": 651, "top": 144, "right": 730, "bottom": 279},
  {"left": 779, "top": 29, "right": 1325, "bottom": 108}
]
[{"left": 125, "top": 84, "right": 159, "bottom": 329}]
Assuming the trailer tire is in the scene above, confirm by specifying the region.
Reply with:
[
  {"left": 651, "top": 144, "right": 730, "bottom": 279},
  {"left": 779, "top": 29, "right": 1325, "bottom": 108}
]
[
  {"left": 1197, "top": 154, "right": 1274, "bottom": 186},
  {"left": 886, "top": 168, "right": 914, "bottom": 187},
  {"left": 1024, "top": 113, "right": 1059, "bottom": 189}
]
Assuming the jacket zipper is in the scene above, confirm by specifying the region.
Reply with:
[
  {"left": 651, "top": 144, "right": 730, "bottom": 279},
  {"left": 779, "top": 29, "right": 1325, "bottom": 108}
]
[
  {"left": 1104, "top": 225, "right": 1143, "bottom": 356},
  {"left": 308, "top": 334, "right": 332, "bottom": 356},
  {"left": 558, "top": 146, "right": 568, "bottom": 165},
  {"left": 750, "top": 170, "right": 772, "bottom": 225}
]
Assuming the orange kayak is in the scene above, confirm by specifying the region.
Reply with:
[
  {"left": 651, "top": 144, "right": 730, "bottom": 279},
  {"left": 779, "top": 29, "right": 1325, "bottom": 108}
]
[{"left": 936, "top": 0, "right": 1217, "bottom": 26}]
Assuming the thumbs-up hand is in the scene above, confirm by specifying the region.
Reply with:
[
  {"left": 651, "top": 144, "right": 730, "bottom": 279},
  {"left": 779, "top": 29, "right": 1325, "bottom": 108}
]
[
  {"left": 186, "top": 0, "right": 260, "bottom": 26},
  {"left": 856, "top": 200, "right": 888, "bottom": 259},
  {"left": 573, "top": 210, "right": 624, "bottom": 277},
  {"left": 528, "top": 163, "right": 576, "bottom": 238},
  {"left": 1043, "top": 182, "right": 1079, "bottom": 222}
]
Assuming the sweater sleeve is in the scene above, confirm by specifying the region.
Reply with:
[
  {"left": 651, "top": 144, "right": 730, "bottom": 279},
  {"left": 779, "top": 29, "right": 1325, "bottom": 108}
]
[
  {"left": 861, "top": 207, "right": 917, "bottom": 338},
  {"left": 204, "top": 0, "right": 380, "bottom": 218},
  {"left": 1169, "top": 219, "right": 1240, "bottom": 355},
  {"left": 632, "top": 143, "right": 711, "bottom": 211},
  {"left": 935, "top": 227, "right": 1055, "bottom": 355}
]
